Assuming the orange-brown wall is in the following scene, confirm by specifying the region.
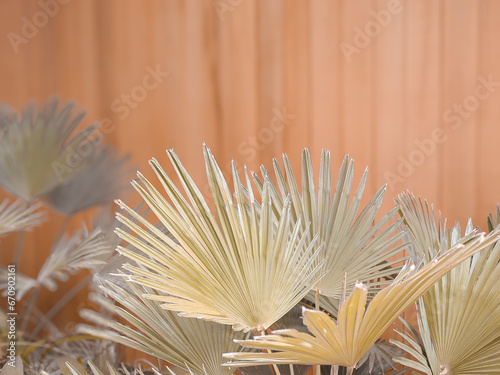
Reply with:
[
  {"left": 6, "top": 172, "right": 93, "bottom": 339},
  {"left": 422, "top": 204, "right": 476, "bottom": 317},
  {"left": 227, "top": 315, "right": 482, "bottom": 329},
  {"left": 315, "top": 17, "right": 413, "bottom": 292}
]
[{"left": 1, "top": 0, "right": 500, "bottom": 365}]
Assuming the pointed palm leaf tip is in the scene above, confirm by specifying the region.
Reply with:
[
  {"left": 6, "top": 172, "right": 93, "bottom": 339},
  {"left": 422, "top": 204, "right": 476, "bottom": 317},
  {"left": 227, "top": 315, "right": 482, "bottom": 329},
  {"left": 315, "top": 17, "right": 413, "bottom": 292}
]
[
  {"left": 223, "top": 228, "right": 500, "bottom": 369},
  {"left": 114, "top": 145, "right": 325, "bottom": 332},
  {"left": 252, "top": 149, "right": 406, "bottom": 300},
  {"left": 392, "top": 193, "right": 500, "bottom": 375}
]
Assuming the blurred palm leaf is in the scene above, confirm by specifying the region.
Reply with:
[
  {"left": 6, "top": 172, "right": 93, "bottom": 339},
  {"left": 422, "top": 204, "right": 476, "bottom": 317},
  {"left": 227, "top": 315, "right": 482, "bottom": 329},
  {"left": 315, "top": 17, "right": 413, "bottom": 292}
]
[
  {"left": 0, "top": 98, "right": 98, "bottom": 200},
  {"left": 37, "top": 227, "right": 113, "bottom": 291},
  {"left": 0, "top": 356, "right": 23, "bottom": 375},
  {"left": 78, "top": 278, "right": 244, "bottom": 375},
  {"left": 252, "top": 149, "right": 406, "bottom": 299},
  {"left": 223, "top": 229, "right": 500, "bottom": 372},
  {"left": 0, "top": 104, "right": 16, "bottom": 133},
  {"left": 66, "top": 361, "right": 157, "bottom": 375},
  {"left": 0, "top": 199, "right": 44, "bottom": 236},
  {"left": 487, "top": 203, "right": 500, "bottom": 232},
  {"left": 0, "top": 267, "right": 38, "bottom": 300},
  {"left": 355, "top": 340, "right": 405, "bottom": 374},
  {"left": 392, "top": 194, "right": 500, "bottom": 374},
  {"left": 114, "top": 146, "right": 324, "bottom": 331},
  {"left": 47, "top": 146, "right": 132, "bottom": 215}
]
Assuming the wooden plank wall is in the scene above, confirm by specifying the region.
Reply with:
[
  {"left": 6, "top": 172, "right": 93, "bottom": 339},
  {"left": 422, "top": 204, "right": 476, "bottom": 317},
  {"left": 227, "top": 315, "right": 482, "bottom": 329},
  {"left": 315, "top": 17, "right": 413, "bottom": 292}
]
[{"left": 1, "top": 0, "right": 499, "bottom": 365}]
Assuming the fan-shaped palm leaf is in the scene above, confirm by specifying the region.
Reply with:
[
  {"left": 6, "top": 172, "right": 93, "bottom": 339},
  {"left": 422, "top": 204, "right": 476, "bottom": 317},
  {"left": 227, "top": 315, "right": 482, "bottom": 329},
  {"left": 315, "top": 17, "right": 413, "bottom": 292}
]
[
  {"left": 0, "top": 98, "right": 98, "bottom": 200},
  {"left": 223, "top": 229, "right": 500, "bottom": 373},
  {"left": 114, "top": 146, "right": 324, "bottom": 331},
  {"left": 391, "top": 310, "right": 441, "bottom": 375},
  {"left": 78, "top": 278, "right": 244, "bottom": 375},
  {"left": 392, "top": 194, "right": 500, "bottom": 374},
  {"left": 395, "top": 192, "right": 475, "bottom": 264},
  {"left": 47, "top": 146, "right": 131, "bottom": 215},
  {"left": 0, "top": 199, "right": 44, "bottom": 236},
  {"left": 252, "top": 149, "right": 406, "bottom": 299},
  {"left": 37, "top": 227, "right": 113, "bottom": 291}
]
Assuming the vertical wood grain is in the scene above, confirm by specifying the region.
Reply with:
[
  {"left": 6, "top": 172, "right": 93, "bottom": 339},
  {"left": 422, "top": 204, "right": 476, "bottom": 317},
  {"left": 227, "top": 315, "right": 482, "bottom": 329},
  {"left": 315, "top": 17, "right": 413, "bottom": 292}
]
[{"left": 1, "top": 0, "right": 500, "bottom": 367}]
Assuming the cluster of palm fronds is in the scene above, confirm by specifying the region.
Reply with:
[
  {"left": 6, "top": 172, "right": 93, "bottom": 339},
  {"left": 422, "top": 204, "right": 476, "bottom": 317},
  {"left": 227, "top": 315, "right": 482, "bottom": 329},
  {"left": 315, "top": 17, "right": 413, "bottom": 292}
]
[
  {"left": 0, "top": 98, "right": 132, "bottom": 373},
  {"left": 2, "top": 101, "right": 500, "bottom": 375},
  {"left": 76, "top": 145, "right": 500, "bottom": 375}
]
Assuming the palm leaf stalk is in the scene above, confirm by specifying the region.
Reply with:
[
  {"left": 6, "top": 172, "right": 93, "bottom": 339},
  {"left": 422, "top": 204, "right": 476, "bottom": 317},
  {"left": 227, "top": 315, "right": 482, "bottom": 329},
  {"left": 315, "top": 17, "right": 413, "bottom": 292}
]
[
  {"left": 252, "top": 149, "right": 406, "bottom": 309},
  {"left": 391, "top": 193, "right": 500, "bottom": 374},
  {"left": 223, "top": 228, "right": 500, "bottom": 374},
  {"left": 113, "top": 145, "right": 325, "bottom": 332}
]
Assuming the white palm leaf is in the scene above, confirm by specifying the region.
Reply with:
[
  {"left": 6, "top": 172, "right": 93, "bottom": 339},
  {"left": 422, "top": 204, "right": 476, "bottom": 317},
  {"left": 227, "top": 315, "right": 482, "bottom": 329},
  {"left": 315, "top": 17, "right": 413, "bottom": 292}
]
[
  {"left": 114, "top": 146, "right": 324, "bottom": 331},
  {"left": 78, "top": 278, "right": 243, "bottom": 375},
  {"left": 37, "top": 227, "right": 113, "bottom": 291},
  {"left": 0, "top": 199, "right": 44, "bottom": 236},
  {"left": 394, "top": 194, "right": 500, "bottom": 374},
  {"left": 223, "top": 229, "right": 500, "bottom": 373},
  {"left": 252, "top": 149, "right": 406, "bottom": 298},
  {"left": 395, "top": 192, "right": 476, "bottom": 264}
]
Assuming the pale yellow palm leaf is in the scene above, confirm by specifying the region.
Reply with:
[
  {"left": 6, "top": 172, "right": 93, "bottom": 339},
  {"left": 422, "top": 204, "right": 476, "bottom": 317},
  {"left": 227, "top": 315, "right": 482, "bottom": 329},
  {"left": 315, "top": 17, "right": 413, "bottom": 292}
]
[
  {"left": 224, "top": 229, "right": 500, "bottom": 372},
  {"left": 114, "top": 146, "right": 324, "bottom": 332}
]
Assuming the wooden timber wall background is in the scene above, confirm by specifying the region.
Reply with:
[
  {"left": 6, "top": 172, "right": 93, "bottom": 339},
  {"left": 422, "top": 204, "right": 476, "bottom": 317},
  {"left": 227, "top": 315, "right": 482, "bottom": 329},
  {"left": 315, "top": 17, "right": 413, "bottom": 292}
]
[{"left": 1, "top": 0, "right": 500, "bottom": 365}]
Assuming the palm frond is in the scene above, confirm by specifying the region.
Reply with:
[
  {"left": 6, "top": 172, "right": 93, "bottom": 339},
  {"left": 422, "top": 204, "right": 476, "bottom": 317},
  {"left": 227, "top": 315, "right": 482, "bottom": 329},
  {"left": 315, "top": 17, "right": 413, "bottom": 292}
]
[
  {"left": 395, "top": 192, "right": 476, "bottom": 264},
  {"left": 0, "top": 98, "right": 98, "bottom": 200},
  {"left": 487, "top": 203, "right": 500, "bottom": 232},
  {"left": 314, "top": 341, "right": 407, "bottom": 375},
  {"left": 252, "top": 150, "right": 406, "bottom": 298},
  {"left": 391, "top": 311, "right": 440, "bottom": 375},
  {"left": 114, "top": 145, "right": 324, "bottom": 331},
  {"left": 47, "top": 146, "right": 132, "bottom": 215},
  {"left": 66, "top": 360, "right": 159, "bottom": 375},
  {"left": 392, "top": 193, "right": 500, "bottom": 374},
  {"left": 0, "top": 267, "right": 38, "bottom": 300},
  {"left": 0, "top": 199, "right": 45, "bottom": 236},
  {"left": 355, "top": 340, "right": 405, "bottom": 374},
  {"left": 37, "top": 227, "right": 113, "bottom": 291},
  {"left": 223, "top": 229, "right": 500, "bottom": 371},
  {"left": 78, "top": 278, "right": 244, "bottom": 375}
]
